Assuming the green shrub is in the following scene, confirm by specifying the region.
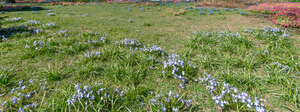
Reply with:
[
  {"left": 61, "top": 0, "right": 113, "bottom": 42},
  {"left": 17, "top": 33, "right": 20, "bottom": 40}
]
[
  {"left": 0, "top": 3, "right": 3, "bottom": 9},
  {"left": 0, "top": 16, "right": 4, "bottom": 29},
  {"left": 5, "top": 0, "right": 16, "bottom": 3}
]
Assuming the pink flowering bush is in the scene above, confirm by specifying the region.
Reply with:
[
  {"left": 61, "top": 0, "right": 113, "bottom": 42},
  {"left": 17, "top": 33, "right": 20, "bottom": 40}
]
[{"left": 248, "top": 2, "right": 300, "bottom": 28}]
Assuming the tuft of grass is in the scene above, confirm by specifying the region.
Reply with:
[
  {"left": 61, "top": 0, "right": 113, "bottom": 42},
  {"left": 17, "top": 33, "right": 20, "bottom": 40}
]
[{"left": 143, "top": 22, "right": 153, "bottom": 27}]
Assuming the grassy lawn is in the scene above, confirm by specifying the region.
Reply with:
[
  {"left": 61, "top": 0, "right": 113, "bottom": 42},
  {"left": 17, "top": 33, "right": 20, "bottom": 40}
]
[{"left": 0, "top": 3, "right": 299, "bottom": 112}]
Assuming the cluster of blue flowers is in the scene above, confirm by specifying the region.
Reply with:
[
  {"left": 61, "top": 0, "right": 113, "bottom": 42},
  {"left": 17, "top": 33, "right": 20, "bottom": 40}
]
[
  {"left": 26, "top": 20, "right": 40, "bottom": 26},
  {"left": 28, "top": 40, "right": 45, "bottom": 50},
  {"left": 109, "top": 37, "right": 268, "bottom": 111},
  {"left": 225, "top": 8, "right": 231, "bottom": 11},
  {"left": 58, "top": 30, "right": 68, "bottom": 35},
  {"left": 244, "top": 26, "right": 290, "bottom": 38},
  {"left": 1, "top": 35, "right": 7, "bottom": 42},
  {"left": 67, "top": 84, "right": 97, "bottom": 105},
  {"left": 67, "top": 83, "right": 125, "bottom": 108},
  {"left": 114, "top": 38, "right": 165, "bottom": 56},
  {"left": 82, "top": 36, "right": 106, "bottom": 50},
  {"left": 82, "top": 13, "right": 89, "bottom": 17},
  {"left": 185, "top": 6, "right": 245, "bottom": 15},
  {"left": 162, "top": 54, "right": 195, "bottom": 89},
  {"left": 46, "top": 22, "right": 56, "bottom": 27},
  {"left": 87, "top": 36, "right": 106, "bottom": 44},
  {"left": 0, "top": 79, "right": 47, "bottom": 112},
  {"left": 0, "top": 19, "right": 47, "bottom": 40},
  {"left": 48, "top": 13, "right": 56, "bottom": 16},
  {"left": 85, "top": 51, "right": 101, "bottom": 58},
  {"left": 6, "top": 17, "right": 22, "bottom": 22},
  {"left": 0, "top": 17, "right": 59, "bottom": 42},
  {"left": 32, "top": 28, "right": 43, "bottom": 35},
  {"left": 198, "top": 73, "right": 267, "bottom": 112},
  {"left": 149, "top": 90, "right": 193, "bottom": 112},
  {"left": 141, "top": 45, "right": 165, "bottom": 56},
  {"left": 140, "top": 7, "right": 145, "bottom": 11},
  {"left": 115, "top": 38, "right": 142, "bottom": 48},
  {"left": 271, "top": 62, "right": 290, "bottom": 72},
  {"left": 239, "top": 11, "right": 248, "bottom": 15}
]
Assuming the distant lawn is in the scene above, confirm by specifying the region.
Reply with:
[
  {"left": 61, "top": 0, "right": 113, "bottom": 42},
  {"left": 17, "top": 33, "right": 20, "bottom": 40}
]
[{"left": 2, "top": 4, "right": 272, "bottom": 51}]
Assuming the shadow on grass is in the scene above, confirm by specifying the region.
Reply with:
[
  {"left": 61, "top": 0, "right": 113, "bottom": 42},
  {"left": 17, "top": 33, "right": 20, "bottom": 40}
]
[
  {"left": 0, "top": 5, "right": 46, "bottom": 12},
  {"left": 0, "top": 25, "right": 33, "bottom": 40}
]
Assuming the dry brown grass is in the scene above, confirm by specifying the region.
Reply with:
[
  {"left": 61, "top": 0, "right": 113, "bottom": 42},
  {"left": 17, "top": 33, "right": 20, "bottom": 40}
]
[
  {"left": 173, "top": 9, "right": 186, "bottom": 16},
  {"left": 165, "top": 8, "right": 186, "bottom": 16}
]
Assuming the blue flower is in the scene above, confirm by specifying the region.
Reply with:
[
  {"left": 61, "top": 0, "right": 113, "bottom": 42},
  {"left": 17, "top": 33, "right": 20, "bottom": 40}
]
[
  {"left": 75, "top": 83, "right": 81, "bottom": 90},
  {"left": 178, "top": 83, "right": 185, "bottom": 89},
  {"left": 28, "top": 79, "right": 33, "bottom": 83},
  {"left": 151, "top": 99, "right": 157, "bottom": 104},
  {"left": 200, "top": 7, "right": 206, "bottom": 10},
  {"left": 47, "top": 22, "right": 56, "bottom": 27},
  {"left": 185, "top": 100, "right": 192, "bottom": 106},
  {"left": 48, "top": 13, "right": 56, "bottom": 16},
  {"left": 83, "top": 85, "right": 89, "bottom": 91},
  {"left": 168, "top": 91, "right": 172, "bottom": 97},
  {"left": 208, "top": 10, "right": 213, "bottom": 15},
  {"left": 8, "top": 17, "right": 22, "bottom": 22},
  {"left": 172, "top": 107, "right": 178, "bottom": 112},
  {"left": 59, "top": 30, "right": 67, "bottom": 35},
  {"left": 199, "top": 11, "right": 205, "bottom": 15},
  {"left": 140, "top": 8, "right": 145, "bottom": 11}
]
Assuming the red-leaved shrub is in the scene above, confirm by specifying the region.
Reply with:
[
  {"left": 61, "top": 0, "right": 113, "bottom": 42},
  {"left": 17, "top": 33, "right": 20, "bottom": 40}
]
[{"left": 248, "top": 2, "right": 300, "bottom": 28}]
